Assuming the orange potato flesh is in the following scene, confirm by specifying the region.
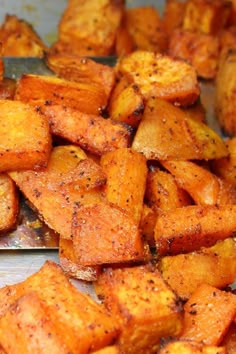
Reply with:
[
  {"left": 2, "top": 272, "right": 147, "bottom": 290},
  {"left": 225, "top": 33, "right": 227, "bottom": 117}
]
[{"left": 0, "top": 174, "right": 19, "bottom": 232}]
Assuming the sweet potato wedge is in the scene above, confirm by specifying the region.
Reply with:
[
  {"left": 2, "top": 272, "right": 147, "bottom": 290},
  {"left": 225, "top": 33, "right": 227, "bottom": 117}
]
[
  {"left": 145, "top": 168, "right": 192, "bottom": 211},
  {"left": 100, "top": 148, "right": 147, "bottom": 224},
  {"left": 0, "top": 14, "right": 47, "bottom": 57},
  {"left": 95, "top": 265, "right": 183, "bottom": 353},
  {"left": 0, "top": 261, "right": 119, "bottom": 353},
  {"left": 59, "top": 238, "right": 101, "bottom": 281},
  {"left": 46, "top": 54, "right": 115, "bottom": 98},
  {"left": 183, "top": 0, "right": 231, "bottom": 35},
  {"left": 158, "top": 339, "right": 226, "bottom": 354},
  {"left": 132, "top": 97, "right": 228, "bottom": 160},
  {"left": 116, "top": 51, "right": 200, "bottom": 106},
  {"left": 124, "top": 6, "right": 168, "bottom": 53},
  {"left": 162, "top": 0, "right": 186, "bottom": 36},
  {"left": 0, "top": 100, "right": 51, "bottom": 171},
  {"left": 9, "top": 145, "right": 104, "bottom": 239},
  {"left": 72, "top": 201, "right": 146, "bottom": 266},
  {"left": 159, "top": 237, "right": 236, "bottom": 300},
  {"left": 39, "top": 104, "right": 132, "bottom": 156},
  {"left": 181, "top": 284, "right": 236, "bottom": 345},
  {"left": 15, "top": 74, "right": 108, "bottom": 116},
  {"left": 0, "top": 292, "right": 70, "bottom": 354},
  {"left": 0, "top": 174, "right": 19, "bottom": 232},
  {"left": 154, "top": 205, "right": 236, "bottom": 256},
  {"left": 161, "top": 160, "right": 236, "bottom": 205}
]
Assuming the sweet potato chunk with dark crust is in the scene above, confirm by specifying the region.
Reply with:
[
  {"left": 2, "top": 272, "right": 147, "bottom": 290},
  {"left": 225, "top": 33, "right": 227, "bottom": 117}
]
[{"left": 0, "top": 100, "right": 51, "bottom": 172}]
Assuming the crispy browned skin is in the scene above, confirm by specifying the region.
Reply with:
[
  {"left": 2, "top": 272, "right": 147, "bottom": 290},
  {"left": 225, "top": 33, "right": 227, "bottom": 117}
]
[
  {"left": 15, "top": 74, "right": 108, "bottom": 116},
  {"left": 181, "top": 284, "right": 236, "bottom": 345},
  {"left": 154, "top": 205, "right": 236, "bottom": 256},
  {"left": 101, "top": 148, "right": 147, "bottom": 224},
  {"left": 0, "top": 14, "right": 47, "bottom": 57},
  {"left": 0, "top": 100, "right": 51, "bottom": 171},
  {"left": 72, "top": 201, "right": 146, "bottom": 266},
  {"left": 46, "top": 54, "right": 116, "bottom": 98},
  {"left": 0, "top": 261, "right": 119, "bottom": 353},
  {"left": 52, "top": 0, "right": 124, "bottom": 56},
  {"left": 215, "top": 50, "right": 236, "bottom": 136},
  {"left": 0, "top": 174, "right": 18, "bottom": 232},
  {"left": 124, "top": 6, "right": 168, "bottom": 53},
  {"left": 159, "top": 238, "right": 236, "bottom": 300},
  {"left": 168, "top": 29, "right": 219, "bottom": 79},
  {"left": 132, "top": 97, "right": 228, "bottom": 160},
  {"left": 39, "top": 104, "right": 132, "bottom": 156},
  {"left": 9, "top": 145, "right": 105, "bottom": 239},
  {"left": 183, "top": 0, "right": 231, "bottom": 35},
  {"left": 95, "top": 265, "right": 183, "bottom": 353},
  {"left": 116, "top": 51, "right": 200, "bottom": 106}
]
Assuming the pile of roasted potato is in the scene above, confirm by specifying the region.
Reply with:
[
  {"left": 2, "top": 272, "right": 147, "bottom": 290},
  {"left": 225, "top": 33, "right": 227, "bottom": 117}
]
[{"left": 0, "top": 0, "right": 235, "bottom": 353}]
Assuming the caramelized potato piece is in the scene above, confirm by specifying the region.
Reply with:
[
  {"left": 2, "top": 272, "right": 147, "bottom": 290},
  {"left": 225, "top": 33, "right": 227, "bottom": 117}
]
[
  {"left": 183, "top": 0, "right": 231, "bottom": 35},
  {"left": 159, "top": 238, "right": 236, "bottom": 300},
  {"left": 0, "top": 100, "right": 51, "bottom": 171},
  {"left": 132, "top": 98, "right": 228, "bottom": 160},
  {"left": 72, "top": 201, "right": 146, "bottom": 266},
  {"left": 59, "top": 238, "right": 101, "bottom": 281},
  {"left": 154, "top": 205, "right": 236, "bottom": 256},
  {"left": 0, "top": 174, "right": 18, "bottom": 232},
  {"left": 169, "top": 29, "right": 219, "bottom": 79},
  {"left": 159, "top": 339, "right": 226, "bottom": 354},
  {"left": 162, "top": 0, "right": 186, "bottom": 36},
  {"left": 124, "top": 6, "right": 168, "bottom": 53},
  {"left": 0, "top": 261, "right": 119, "bottom": 353},
  {"left": 53, "top": 0, "right": 124, "bottom": 56},
  {"left": 0, "top": 292, "right": 71, "bottom": 354},
  {"left": 114, "top": 22, "right": 135, "bottom": 57},
  {"left": 218, "top": 27, "right": 236, "bottom": 68},
  {"left": 116, "top": 51, "right": 200, "bottom": 106},
  {"left": 161, "top": 160, "right": 236, "bottom": 205},
  {"left": 140, "top": 204, "right": 157, "bottom": 247},
  {"left": 101, "top": 148, "right": 147, "bottom": 224},
  {"left": 0, "top": 14, "right": 47, "bottom": 57},
  {"left": 9, "top": 145, "right": 104, "bottom": 239},
  {"left": 181, "top": 284, "right": 236, "bottom": 345},
  {"left": 15, "top": 74, "right": 108, "bottom": 116},
  {"left": 40, "top": 104, "right": 131, "bottom": 156},
  {"left": 183, "top": 99, "right": 206, "bottom": 124},
  {"left": 0, "top": 78, "right": 16, "bottom": 100},
  {"left": 215, "top": 49, "right": 236, "bottom": 136},
  {"left": 145, "top": 168, "right": 192, "bottom": 211},
  {"left": 46, "top": 54, "right": 115, "bottom": 98},
  {"left": 95, "top": 265, "right": 183, "bottom": 353},
  {"left": 221, "top": 322, "right": 236, "bottom": 354},
  {"left": 211, "top": 137, "right": 236, "bottom": 187}
]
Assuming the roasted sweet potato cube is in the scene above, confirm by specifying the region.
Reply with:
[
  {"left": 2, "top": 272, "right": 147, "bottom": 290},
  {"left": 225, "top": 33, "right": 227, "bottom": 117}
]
[
  {"left": 9, "top": 145, "right": 104, "bottom": 239},
  {"left": 0, "top": 261, "right": 119, "bottom": 353},
  {"left": 0, "top": 100, "right": 51, "bottom": 171},
  {"left": 181, "top": 284, "right": 236, "bottom": 345},
  {"left": 139, "top": 204, "right": 157, "bottom": 247},
  {"left": 161, "top": 160, "right": 236, "bottom": 205},
  {"left": 0, "top": 174, "right": 18, "bottom": 232},
  {"left": 100, "top": 148, "right": 147, "bottom": 224},
  {"left": 39, "top": 104, "right": 131, "bottom": 156},
  {"left": 72, "top": 201, "right": 146, "bottom": 266},
  {"left": 114, "top": 22, "right": 135, "bottom": 57},
  {"left": 108, "top": 82, "right": 144, "bottom": 128},
  {"left": 54, "top": 0, "right": 124, "bottom": 56},
  {"left": 162, "top": 0, "right": 186, "bottom": 36},
  {"left": 124, "top": 6, "right": 168, "bottom": 53},
  {"left": 59, "top": 238, "right": 101, "bottom": 281},
  {"left": 0, "top": 14, "right": 47, "bottom": 57},
  {"left": 159, "top": 238, "right": 236, "bottom": 300},
  {"left": 132, "top": 97, "right": 228, "bottom": 161},
  {"left": 154, "top": 205, "right": 236, "bottom": 256},
  {"left": 95, "top": 265, "right": 183, "bottom": 353},
  {"left": 145, "top": 168, "right": 192, "bottom": 211},
  {"left": 183, "top": 0, "right": 231, "bottom": 35},
  {"left": 158, "top": 339, "right": 227, "bottom": 354},
  {"left": 211, "top": 138, "right": 236, "bottom": 187},
  {"left": 168, "top": 29, "right": 219, "bottom": 79},
  {"left": 0, "top": 292, "right": 70, "bottom": 354},
  {"left": 15, "top": 74, "right": 108, "bottom": 116},
  {"left": 46, "top": 54, "right": 115, "bottom": 98},
  {"left": 116, "top": 51, "right": 200, "bottom": 106}
]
